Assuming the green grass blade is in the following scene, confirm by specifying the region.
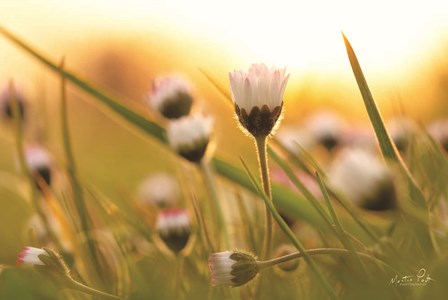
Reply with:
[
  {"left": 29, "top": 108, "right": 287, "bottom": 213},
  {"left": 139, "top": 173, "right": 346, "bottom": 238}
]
[
  {"left": 212, "top": 156, "right": 323, "bottom": 226},
  {"left": 316, "top": 172, "right": 369, "bottom": 275},
  {"left": 342, "top": 33, "right": 426, "bottom": 209},
  {"left": 0, "top": 26, "right": 166, "bottom": 143},
  {"left": 342, "top": 33, "right": 434, "bottom": 255},
  {"left": 342, "top": 33, "right": 398, "bottom": 161},
  {"left": 268, "top": 147, "right": 333, "bottom": 227}
]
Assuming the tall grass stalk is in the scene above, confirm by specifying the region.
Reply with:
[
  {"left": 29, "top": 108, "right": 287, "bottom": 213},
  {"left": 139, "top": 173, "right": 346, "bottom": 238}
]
[{"left": 59, "top": 60, "right": 104, "bottom": 285}]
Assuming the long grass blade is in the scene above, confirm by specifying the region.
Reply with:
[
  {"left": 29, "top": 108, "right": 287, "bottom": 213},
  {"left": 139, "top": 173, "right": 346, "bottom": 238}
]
[
  {"left": 342, "top": 33, "right": 434, "bottom": 255},
  {"left": 0, "top": 27, "right": 324, "bottom": 228},
  {"left": 342, "top": 32, "right": 426, "bottom": 209}
]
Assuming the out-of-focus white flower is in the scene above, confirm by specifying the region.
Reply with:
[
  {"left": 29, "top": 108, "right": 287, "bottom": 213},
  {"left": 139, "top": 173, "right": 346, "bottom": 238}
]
[
  {"left": 0, "top": 85, "right": 26, "bottom": 121},
  {"left": 387, "top": 117, "right": 417, "bottom": 153},
  {"left": 137, "top": 173, "right": 180, "bottom": 208},
  {"left": 156, "top": 209, "right": 191, "bottom": 254},
  {"left": 328, "top": 148, "right": 397, "bottom": 211},
  {"left": 208, "top": 250, "right": 259, "bottom": 287},
  {"left": 305, "top": 111, "right": 347, "bottom": 151},
  {"left": 276, "top": 126, "right": 313, "bottom": 154},
  {"left": 229, "top": 64, "right": 289, "bottom": 138},
  {"left": 167, "top": 114, "right": 213, "bottom": 162},
  {"left": 428, "top": 118, "right": 448, "bottom": 152},
  {"left": 146, "top": 75, "right": 193, "bottom": 119},
  {"left": 24, "top": 145, "right": 53, "bottom": 190},
  {"left": 341, "top": 125, "right": 376, "bottom": 150},
  {"left": 16, "top": 247, "right": 48, "bottom": 266}
]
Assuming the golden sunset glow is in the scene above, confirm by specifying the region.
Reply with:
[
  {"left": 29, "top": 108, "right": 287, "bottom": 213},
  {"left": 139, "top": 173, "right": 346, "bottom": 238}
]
[
  {"left": 1, "top": 0, "right": 447, "bottom": 119},
  {"left": 1, "top": 0, "right": 447, "bottom": 76}
]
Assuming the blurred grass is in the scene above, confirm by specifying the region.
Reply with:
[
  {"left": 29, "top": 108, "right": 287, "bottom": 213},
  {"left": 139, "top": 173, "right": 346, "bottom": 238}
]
[{"left": 0, "top": 26, "right": 447, "bottom": 300}]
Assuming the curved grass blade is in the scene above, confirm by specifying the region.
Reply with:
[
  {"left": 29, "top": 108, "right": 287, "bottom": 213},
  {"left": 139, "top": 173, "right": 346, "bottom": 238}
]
[{"left": 0, "top": 26, "right": 166, "bottom": 143}]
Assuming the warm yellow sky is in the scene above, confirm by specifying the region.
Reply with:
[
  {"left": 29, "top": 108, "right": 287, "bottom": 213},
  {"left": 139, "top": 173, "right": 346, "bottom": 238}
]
[
  {"left": 2, "top": 0, "right": 447, "bottom": 72},
  {"left": 1, "top": 0, "right": 448, "bottom": 119}
]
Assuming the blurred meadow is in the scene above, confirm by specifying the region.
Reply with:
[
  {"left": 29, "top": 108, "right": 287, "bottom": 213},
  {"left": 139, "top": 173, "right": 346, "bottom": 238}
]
[{"left": 1, "top": 0, "right": 448, "bottom": 299}]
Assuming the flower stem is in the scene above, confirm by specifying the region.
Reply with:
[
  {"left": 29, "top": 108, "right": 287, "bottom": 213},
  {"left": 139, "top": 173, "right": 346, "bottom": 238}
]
[
  {"left": 67, "top": 276, "right": 124, "bottom": 300},
  {"left": 174, "top": 255, "right": 183, "bottom": 299},
  {"left": 191, "top": 193, "right": 215, "bottom": 253},
  {"left": 257, "top": 248, "right": 402, "bottom": 276},
  {"left": 59, "top": 61, "right": 103, "bottom": 282},
  {"left": 240, "top": 157, "right": 338, "bottom": 299},
  {"left": 200, "top": 160, "right": 229, "bottom": 249},
  {"left": 255, "top": 137, "right": 272, "bottom": 260}
]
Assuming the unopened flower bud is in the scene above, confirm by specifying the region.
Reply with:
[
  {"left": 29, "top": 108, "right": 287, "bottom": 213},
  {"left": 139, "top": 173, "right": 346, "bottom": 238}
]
[
  {"left": 208, "top": 250, "right": 260, "bottom": 287},
  {"left": 16, "top": 247, "right": 49, "bottom": 266},
  {"left": 17, "top": 247, "right": 71, "bottom": 276}
]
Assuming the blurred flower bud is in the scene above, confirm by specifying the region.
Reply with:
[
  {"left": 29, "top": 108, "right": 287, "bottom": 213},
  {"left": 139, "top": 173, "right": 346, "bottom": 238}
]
[
  {"left": 156, "top": 208, "right": 191, "bottom": 254},
  {"left": 274, "top": 244, "right": 299, "bottom": 272},
  {"left": 1, "top": 85, "right": 26, "bottom": 121},
  {"left": 24, "top": 145, "right": 53, "bottom": 191},
  {"left": 387, "top": 117, "right": 417, "bottom": 153},
  {"left": 167, "top": 114, "right": 213, "bottom": 163},
  {"left": 428, "top": 118, "right": 448, "bottom": 152},
  {"left": 137, "top": 173, "right": 180, "bottom": 208},
  {"left": 147, "top": 75, "right": 193, "bottom": 119},
  {"left": 276, "top": 126, "right": 313, "bottom": 155},
  {"left": 305, "top": 110, "right": 347, "bottom": 152}
]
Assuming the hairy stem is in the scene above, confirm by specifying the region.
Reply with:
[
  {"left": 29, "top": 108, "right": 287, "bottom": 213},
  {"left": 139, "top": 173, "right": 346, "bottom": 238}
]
[
  {"left": 255, "top": 137, "right": 273, "bottom": 260},
  {"left": 257, "top": 248, "right": 401, "bottom": 276}
]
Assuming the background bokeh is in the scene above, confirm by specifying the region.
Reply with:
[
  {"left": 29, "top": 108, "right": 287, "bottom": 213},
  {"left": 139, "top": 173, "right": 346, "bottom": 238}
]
[{"left": 0, "top": 0, "right": 448, "bottom": 294}]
